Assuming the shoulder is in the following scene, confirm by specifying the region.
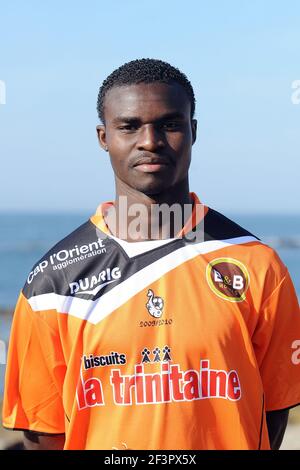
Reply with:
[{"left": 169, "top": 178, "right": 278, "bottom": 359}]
[
  {"left": 22, "top": 219, "right": 108, "bottom": 299},
  {"left": 203, "top": 207, "right": 259, "bottom": 242},
  {"left": 204, "top": 207, "right": 287, "bottom": 281}
]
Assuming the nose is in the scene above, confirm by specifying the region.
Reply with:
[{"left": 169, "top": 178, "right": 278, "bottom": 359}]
[{"left": 137, "top": 124, "right": 164, "bottom": 151}]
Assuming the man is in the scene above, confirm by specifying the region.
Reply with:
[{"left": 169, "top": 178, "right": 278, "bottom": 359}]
[{"left": 3, "top": 59, "right": 300, "bottom": 450}]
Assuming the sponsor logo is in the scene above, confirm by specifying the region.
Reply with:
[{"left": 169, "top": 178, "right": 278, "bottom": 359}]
[
  {"left": 76, "top": 353, "right": 241, "bottom": 409},
  {"left": 141, "top": 345, "right": 172, "bottom": 364},
  {"left": 69, "top": 267, "right": 121, "bottom": 296},
  {"left": 291, "top": 340, "right": 300, "bottom": 365},
  {"left": 146, "top": 289, "right": 164, "bottom": 318},
  {"left": 139, "top": 290, "right": 172, "bottom": 327},
  {"left": 83, "top": 351, "right": 127, "bottom": 370},
  {"left": 27, "top": 260, "right": 48, "bottom": 284},
  {"left": 27, "top": 238, "right": 106, "bottom": 283},
  {"left": 206, "top": 258, "right": 250, "bottom": 302}
]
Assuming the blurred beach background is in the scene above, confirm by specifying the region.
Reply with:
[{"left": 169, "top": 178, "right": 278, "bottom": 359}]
[
  {"left": 0, "top": 212, "right": 299, "bottom": 449},
  {"left": 1, "top": 0, "right": 300, "bottom": 450}
]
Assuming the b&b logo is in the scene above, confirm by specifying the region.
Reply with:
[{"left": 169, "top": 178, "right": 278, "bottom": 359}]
[{"left": 206, "top": 258, "right": 250, "bottom": 302}]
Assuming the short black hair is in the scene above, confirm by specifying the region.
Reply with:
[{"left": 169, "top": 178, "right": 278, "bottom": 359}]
[{"left": 97, "top": 58, "right": 195, "bottom": 123}]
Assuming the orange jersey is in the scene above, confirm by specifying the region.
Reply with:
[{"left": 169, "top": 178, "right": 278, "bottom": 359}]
[{"left": 3, "top": 193, "right": 300, "bottom": 449}]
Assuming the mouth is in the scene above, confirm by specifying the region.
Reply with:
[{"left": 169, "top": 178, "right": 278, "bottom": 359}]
[
  {"left": 134, "top": 162, "right": 169, "bottom": 173},
  {"left": 132, "top": 156, "right": 172, "bottom": 173}
]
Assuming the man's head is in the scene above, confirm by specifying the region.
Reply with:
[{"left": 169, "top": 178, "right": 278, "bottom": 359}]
[{"left": 96, "top": 58, "right": 197, "bottom": 196}]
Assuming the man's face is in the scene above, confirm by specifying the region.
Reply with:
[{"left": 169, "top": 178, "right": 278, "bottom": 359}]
[{"left": 97, "top": 82, "right": 197, "bottom": 195}]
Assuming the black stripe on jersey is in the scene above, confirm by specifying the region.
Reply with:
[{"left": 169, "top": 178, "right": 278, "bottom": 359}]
[
  {"left": 22, "top": 220, "right": 185, "bottom": 301},
  {"left": 2, "top": 426, "right": 65, "bottom": 436},
  {"left": 22, "top": 208, "right": 259, "bottom": 302},
  {"left": 258, "top": 394, "right": 265, "bottom": 450},
  {"left": 202, "top": 208, "right": 260, "bottom": 242}
]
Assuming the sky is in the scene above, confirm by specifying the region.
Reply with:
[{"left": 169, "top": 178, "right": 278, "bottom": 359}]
[{"left": 0, "top": 0, "right": 299, "bottom": 214}]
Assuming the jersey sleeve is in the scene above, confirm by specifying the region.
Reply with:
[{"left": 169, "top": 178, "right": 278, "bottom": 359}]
[
  {"left": 2, "top": 292, "right": 66, "bottom": 434},
  {"left": 252, "top": 263, "right": 300, "bottom": 412}
]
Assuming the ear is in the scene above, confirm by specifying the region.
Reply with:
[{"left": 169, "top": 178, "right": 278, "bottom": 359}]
[
  {"left": 96, "top": 125, "right": 108, "bottom": 152},
  {"left": 191, "top": 119, "right": 197, "bottom": 145}
]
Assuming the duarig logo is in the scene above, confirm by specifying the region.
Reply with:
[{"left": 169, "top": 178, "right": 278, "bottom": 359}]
[{"left": 69, "top": 267, "right": 121, "bottom": 296}]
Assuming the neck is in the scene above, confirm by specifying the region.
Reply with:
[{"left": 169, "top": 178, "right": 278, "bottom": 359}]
[
  {"left": 104, "top": 177, "right": 193, "bottom": 241},
  {"left": 116, "top": 176, "right": 191, "bottom": 206}
]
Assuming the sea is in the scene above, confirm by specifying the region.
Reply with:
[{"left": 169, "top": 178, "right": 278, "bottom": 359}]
[{"left": 0, "top": 212, "right": 300, "bottom": 395}]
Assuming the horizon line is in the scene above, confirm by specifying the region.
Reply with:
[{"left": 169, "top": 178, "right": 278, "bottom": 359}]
[{"left": 0, "top": 209, "right": 299, "bottom": 217}]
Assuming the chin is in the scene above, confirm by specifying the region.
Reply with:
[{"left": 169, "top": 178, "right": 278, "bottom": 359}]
[
  {"left": 134, "top": 181, "right": 171, "bottom": 196},
  {"left": 136, "top": 172, "right": 173, "bottom": 191}
]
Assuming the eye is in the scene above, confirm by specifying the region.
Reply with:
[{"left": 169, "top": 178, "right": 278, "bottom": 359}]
[
  {"left": 162, "top": 121, "right": 181, "bottom": 131},
  {"left": 118, "top": 123, "right": 139, "bottom": 132}
]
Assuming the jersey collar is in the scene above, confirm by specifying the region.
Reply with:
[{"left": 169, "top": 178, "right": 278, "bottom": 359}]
[{"left": 91, "top": 192, "right": 208, "bottom": 240}]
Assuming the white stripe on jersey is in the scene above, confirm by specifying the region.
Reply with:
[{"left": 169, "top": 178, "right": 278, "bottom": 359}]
[
  {"left": 108, "top": 233, "right": 177, "bottom": 257},
  {"left": 28, "top": 236, "right": 259, "bottom": 324}
]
